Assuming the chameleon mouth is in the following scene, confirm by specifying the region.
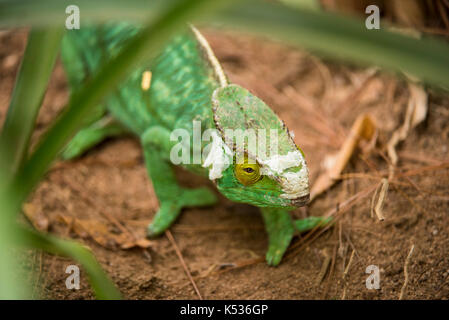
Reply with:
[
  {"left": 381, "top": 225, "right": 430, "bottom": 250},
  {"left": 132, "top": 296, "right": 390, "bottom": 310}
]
[{"left": 290, "top": 194, "right": 310, "bottom": 207}]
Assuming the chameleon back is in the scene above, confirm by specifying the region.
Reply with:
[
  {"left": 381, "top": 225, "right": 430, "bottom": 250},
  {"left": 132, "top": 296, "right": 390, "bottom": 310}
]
[{"left": 61, "top": 23, "right": 222, "bottom": 136}]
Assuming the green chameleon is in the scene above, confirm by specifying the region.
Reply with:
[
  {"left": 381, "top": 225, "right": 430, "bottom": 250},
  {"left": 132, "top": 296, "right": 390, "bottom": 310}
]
[{"left": 60, "top": 23, "right": 330, "bottom": 266}]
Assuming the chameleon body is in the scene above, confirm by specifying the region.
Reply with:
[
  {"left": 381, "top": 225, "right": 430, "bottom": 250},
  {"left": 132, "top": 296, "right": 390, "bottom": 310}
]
[{"left": 61, "top": 23, "right": 330, "bottom": 266}]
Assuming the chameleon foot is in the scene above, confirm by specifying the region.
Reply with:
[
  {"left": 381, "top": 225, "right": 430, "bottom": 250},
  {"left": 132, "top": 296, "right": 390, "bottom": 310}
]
[
  {"left": 265, "top": 230, "right": 294, "bottom": 267},
  {"left": 294, "top": 216, "right": 333, "bottom": 233},
  {"left": 147, "top": 187, "right": 217, "bottom": 237},
  {"left": 262, "top": 213, "right": 333, "bottom": 266},
  {"left": 261, "top": 207, "right": 295, "bottom": 267}
]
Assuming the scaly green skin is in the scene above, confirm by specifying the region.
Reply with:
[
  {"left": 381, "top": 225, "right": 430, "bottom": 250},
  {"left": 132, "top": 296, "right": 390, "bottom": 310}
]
[{"left": 61, "top": 23, "right": 330, "bottom": 266}]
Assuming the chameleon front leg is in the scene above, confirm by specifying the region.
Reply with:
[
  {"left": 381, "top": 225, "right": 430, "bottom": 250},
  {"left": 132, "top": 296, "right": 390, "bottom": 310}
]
[
  {"left": 141, "top": 126, "right": 217, "bottom": 237},
  {"left": 62, "top": 115, "right": 128, "bottom": 160},
  {"left": 261, "top": 208, "right": 333, "bottom": 266},
  {"left": 260, "top": 207, "right": 295, "bottom": 266}
]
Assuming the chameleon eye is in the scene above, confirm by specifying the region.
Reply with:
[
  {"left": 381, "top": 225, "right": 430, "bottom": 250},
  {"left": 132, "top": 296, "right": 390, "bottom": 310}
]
[{"left": 235, "top": 161, "right": 261, "bottom": 186}]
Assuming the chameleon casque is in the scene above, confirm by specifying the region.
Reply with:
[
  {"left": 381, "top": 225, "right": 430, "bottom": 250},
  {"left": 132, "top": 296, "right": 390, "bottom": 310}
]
[{"left": 61, "top": 23, "right": 329, "bottom": 266}]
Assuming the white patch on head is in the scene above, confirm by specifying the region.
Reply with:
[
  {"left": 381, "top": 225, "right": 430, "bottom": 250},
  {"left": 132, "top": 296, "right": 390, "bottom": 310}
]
[
  {"left": 202, "top": 131, "right": 233, "bottom": 180},
  {"left": 259, "top": 151, "right": 309, "bottom": 199},
  {"left": 259, "top": 151, "right": 304, "bottom": 175}
]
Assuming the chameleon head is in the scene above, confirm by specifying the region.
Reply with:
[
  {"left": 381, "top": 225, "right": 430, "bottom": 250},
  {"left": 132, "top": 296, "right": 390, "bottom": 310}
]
[{"left": 202, "top": 85, "right": 309, "bottom": 208}]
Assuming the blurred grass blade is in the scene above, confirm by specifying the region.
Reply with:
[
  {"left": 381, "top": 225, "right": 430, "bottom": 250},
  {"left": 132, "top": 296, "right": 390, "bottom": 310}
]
[
  {"left": 0, "top": 27, "right": 62, "bottom": 300},
  {"left": 3, "top": 1, "right": 449, "bottom": 92},
  {"left": 280, "top": 0, "right": 321, "bottom": 11},
  {"left": 0, "top": 183, "right": 25, "bottom": 299},
  {"left": 17, "top": 227, "right": 121, "bottom": 299},
  {"left": 215, "top": 1, "right": 449, "bottom": 89},
  {"left": 0, "top": 0, "right": 165, "bottom": 28},
  {"left": 0, "top": 28, "right": 64, "bottom": 175}
]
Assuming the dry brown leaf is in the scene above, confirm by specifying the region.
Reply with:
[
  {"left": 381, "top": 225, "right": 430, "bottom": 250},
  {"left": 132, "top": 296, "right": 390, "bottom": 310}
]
[
  {"left": 310, "top": 114, "right": 376, "bottom": 201},
  {"left": 57, "top": 215, "right": 153, "bottom": 250},
  {"left": 371, "top": 178, "right": 389, "bottom": 221},
  {"left": 22, "top": 203, "right": 49, "bottom": 232},
  {"left": 121, "top": 238, "right": 154, "bottom": 249},
  {"left": 387, "top": 83, "right": 428, "bottom": 166}
]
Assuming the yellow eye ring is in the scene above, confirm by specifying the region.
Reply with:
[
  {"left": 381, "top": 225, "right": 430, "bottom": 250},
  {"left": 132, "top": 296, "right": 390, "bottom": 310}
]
[{"left": 235, "top": 161, "right": 261, "bottom": 186}]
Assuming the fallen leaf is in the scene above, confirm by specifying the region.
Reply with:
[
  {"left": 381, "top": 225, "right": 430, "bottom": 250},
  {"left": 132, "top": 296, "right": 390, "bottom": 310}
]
[
  {"left": 57, "top": 215, "right": 153, "bottom": 250},
  {"left": 310, "top": 114, "right": 376, "bottom": 201},
  {"left": 121, "top": 238, "right": 154, "bottom": 249},
  {"left": 387, "top": 83, "right": 427, "bottom": 166},
  {"left": 22, "top": 203, "right": 49, "bottom": 232}
]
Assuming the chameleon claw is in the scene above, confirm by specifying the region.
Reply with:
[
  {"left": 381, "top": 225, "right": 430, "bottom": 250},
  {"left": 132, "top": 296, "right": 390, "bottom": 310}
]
[
  {"left": 146, "top": 188, "right": 217, "bottom": 239},
  {"left": 147, "top": 223, "right": 164, "bottom": 238},
  {"left": 266, "top": 249, "right": 283, "bottom": 267},
  {"left": 146, "top": 202, "right": 181, "bottom": 238}
]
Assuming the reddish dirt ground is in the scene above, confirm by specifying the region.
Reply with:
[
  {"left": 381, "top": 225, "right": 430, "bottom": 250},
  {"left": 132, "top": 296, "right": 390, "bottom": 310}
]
[{"left": 1, "top": 28, "right": 448, "bottom": 300}]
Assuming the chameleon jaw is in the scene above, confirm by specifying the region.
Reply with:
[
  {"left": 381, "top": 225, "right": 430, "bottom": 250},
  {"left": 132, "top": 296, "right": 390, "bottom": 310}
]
[
  {"left": 278, "top": 169, "right": 309, "bottom": 201},
  {"left": 289, "top": 194, "right": 310, "bottom": 207}
]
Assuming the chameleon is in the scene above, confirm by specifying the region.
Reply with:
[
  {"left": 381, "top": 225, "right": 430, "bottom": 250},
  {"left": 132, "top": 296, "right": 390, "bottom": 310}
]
[{"left": 60, "top": 23, "right": 330, "bottom": 266}]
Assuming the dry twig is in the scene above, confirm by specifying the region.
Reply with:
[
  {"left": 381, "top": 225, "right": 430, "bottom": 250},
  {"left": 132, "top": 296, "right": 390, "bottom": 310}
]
[
  {"left": 165, "top": 230, "right": 203, "bottom": 300},
  {"left": 315, "top": 249, "right": 331, "bottom": 286},
  {"left": 399, "top": 244, "right": 415, "bottom": 300},
  {"left": 371, "top": 178, "right": 389, "bottom": 221},
  {"left": 311, "top": 114, "right": 376, "bottom": 201},
  {"left": 387, "top": 83, "right": 427, "bottom": 168},
  {"left": 343, "top": 250, "right": 355, "bottom": 280}
]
